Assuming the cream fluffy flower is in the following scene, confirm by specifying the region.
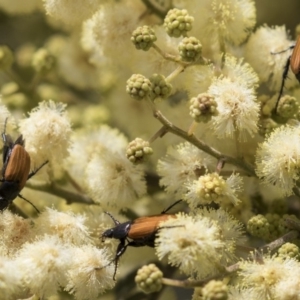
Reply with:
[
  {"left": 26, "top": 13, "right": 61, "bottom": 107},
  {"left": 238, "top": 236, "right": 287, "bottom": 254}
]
[
  {"left": 245, "top": 25, "right": 298, "bottom": 92},
  {"left": 182, "top": 0, "right": 256, "bottom": 47},
  {"left": 81, "top": 1, "right": 144, "bottom": 68},
  {"left": 155, "top": 213, "right": 224, "bottom": 278},
  {"left": 0, "top": 210, "right": 32, "bottom": 257},
  {"left": 184, "top": 172, "right": 243, "bottom": 208},
  {"left": 65, "top": 245, "right": 115, "bottom": 299},
  {"left": 238, "top": 256, "right": 300, "bottom": 299},
  {"left": 157, "top": 142, "right": 215, "bottom": 199},
  {"left": 208, "top": 76, "right": 259, "bottom": 140},
  {"left": 86, "top": 145, "right": 146, "bottom": 210},
  {"left": 256, "top": 125, "right": 300, "bottom": 196},
  {"left": 0, "top": 257, "right": 23, "bottom": 300},
  {"left": 69, "top": 125, "right": 146, "bottom": 210},
  {"left": 33, "top": 208, "right": 92, "bottom": 245},
  {"left": 193, "top": 208, "right": 246, "bottom": 256},
  {"left": 19, "top": 100, "right": 72, "bottom": 171},
  {"left": 16, "top": 236, "right": 69, "bottom": 298},
  {"left": 43, "top": 0, "right": 103, "bottom": 28}
]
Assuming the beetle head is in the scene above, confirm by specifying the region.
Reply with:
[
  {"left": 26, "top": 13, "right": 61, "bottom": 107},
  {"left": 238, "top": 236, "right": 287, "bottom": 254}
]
[{"left": 102, "top": 228, "right": 114, "bottom": 240}]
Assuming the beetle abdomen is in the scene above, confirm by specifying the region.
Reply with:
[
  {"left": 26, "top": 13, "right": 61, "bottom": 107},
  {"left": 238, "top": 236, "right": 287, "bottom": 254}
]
[
  {"left": 4, "top": 144, "right": 31, "bottom": 190},
  {"left": 128, "top": 214, "right": 176, "bottom": 240}
]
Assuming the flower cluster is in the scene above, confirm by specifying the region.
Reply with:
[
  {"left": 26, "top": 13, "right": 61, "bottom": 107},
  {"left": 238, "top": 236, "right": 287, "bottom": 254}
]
[{"left": 0, "top": 0, "right": 299, "bottom": 299}]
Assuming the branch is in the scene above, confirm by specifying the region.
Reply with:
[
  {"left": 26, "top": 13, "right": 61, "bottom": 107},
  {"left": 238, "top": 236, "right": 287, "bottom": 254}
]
[
  {"left": 260, "top": 230, "right": 299, "bottom": 252},
  {"left": 161, "top": 263, "right": 239, "bottom": 289},
  {"left": 150, "top": 107, "right": 256, "bottom": 176},
  {"left": 25, "top": 182, "right": 96, "bottom": 205}
]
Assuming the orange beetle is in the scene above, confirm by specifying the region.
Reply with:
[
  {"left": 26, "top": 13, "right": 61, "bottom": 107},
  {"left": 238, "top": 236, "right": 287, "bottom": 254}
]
[
  {"left": 0, "top": 119, "right": 48, "bottom": 211},
  {"left": 101, "top": 200, "right": 182, "bottom": 280},
  {"left": 273, "top": 36, "right": 300, "bottom": 112}
]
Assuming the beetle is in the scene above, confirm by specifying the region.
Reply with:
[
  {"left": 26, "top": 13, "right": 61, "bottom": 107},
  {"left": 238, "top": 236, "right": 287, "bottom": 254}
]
[
  {"left": 272, "top": 35, "right": 300, "bottom": 112},
  {"left": 0, "top": 119, "right": 48, "bottom": 212},
  {"left": 99, "top": 200, "right": 182, "bottom": 280}
]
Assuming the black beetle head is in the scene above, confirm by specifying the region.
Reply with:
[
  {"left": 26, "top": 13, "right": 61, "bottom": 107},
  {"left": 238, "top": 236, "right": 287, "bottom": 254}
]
[{"left": 102, "top": 228, "right": 114, "bottom": 239}]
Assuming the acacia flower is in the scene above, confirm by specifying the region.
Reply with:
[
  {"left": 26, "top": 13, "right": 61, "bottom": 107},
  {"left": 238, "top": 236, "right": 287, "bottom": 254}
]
[
  {"left": 208, "top": 76, "right": 259, "bottom": 140},
  {"left": 0, "top": 257, "right": 23, "bottom": 300},
  {"left": 0, "top": 210, "right": 32, "bottom": 257},
  {"left": 43, "top": 0, "right": 102, "bottom": 28},
  {"left": 184, "top": 172, "right": 243, "bottom": 208},
  {"left": 19, "top": 100, "right": 72, "bottom": 175},
  {"left": 255, "top": 125, "right": 300, "bottom": 196},
  {"left": 193, "top": 208, "right": 246, "bottom": 256},
  {"left": 238, "top": 256, "right": 300, "bottom": 299},
  {"left": 157, "top": 142, "right": 215, "bottom": 199},
  {"left": 86, "top": 146, "right": 146, "bottom": 210},
  {"left": 16, "top": 235, "right": 69, "bottom": 298},
  {"left": 245, "top": 25, "right": 298, "bottom": 92},
  {"left": 33, "top": 208, "right": 92, "bottom": 245},
  {"left": 182, "top": 0, "right": 256, "bottom": 46},
  {"left": 81, "top": 1, "right": 142, "bottom": 67},
  {"left": 155, "top": 213, "right": 225, "bottom": 278},
  {"left": 65, "top": 245, "right": 115, "bottom": 299},
  {"left": 78, "top": 126, "right": 146, "bottom": 210}
]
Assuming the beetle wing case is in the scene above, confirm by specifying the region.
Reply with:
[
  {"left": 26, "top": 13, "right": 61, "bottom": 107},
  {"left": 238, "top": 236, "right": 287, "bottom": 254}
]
[
  {"left": 291, "top": 36, "right": 300, "bottom": 79},
  {"left": 127, "top": 214, "right": 175, "bottom": 240},
  {"left": 4, "top": 144, "right": 31, "bottom": 190}
]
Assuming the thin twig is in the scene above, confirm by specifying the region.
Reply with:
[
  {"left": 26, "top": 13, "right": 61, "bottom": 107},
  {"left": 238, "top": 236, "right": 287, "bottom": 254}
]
[
  {"left": 25, "top": 182, "right": 96, "bottom": 205},
  {"left": 260, "top": 230, "right": 299, "bottom": 252},
  {"left": 149, "top": 106, "right": 255, "bottom": 176}
]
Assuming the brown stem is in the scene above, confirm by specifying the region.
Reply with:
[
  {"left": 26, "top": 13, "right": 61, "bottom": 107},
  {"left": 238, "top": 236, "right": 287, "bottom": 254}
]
[
  {"left": 25, "top": 182, "right": 96, "bottom": 205},
  {"left": 151, "top": 108, "right": 255, "bottom": 176},
  {"left": 260, "top": 230, "right": 299, "bottom": 252},
  {"left": 148, "top": 125, "right": 168, "bottom": 143},
  {"left": 152, "top": 44, "right": 188, "bottom": 65},
  {"left": 162, "top": 263, "right": 239, "bottom": 289}
]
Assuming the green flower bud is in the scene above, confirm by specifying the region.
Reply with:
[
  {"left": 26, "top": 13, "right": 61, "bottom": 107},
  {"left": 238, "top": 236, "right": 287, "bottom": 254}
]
[
  {"left": 131, "top": 26, "right": 157, "bottom": 51},
  {"left": 276, "top": 95, "right": 298, "bottom": 119},
  {"left": 178, "top": 37, "right": 202, "bottom": 62},
  {"left": 247, "top": 214, "right": 270, "bottom": 240},
  {"left": 149, "top": 74, "right": 172, "bottom": 100},
  {"left": 126, "top": 74, "right": 152, "bottom": 100},
  {"left": 164, "top": 8, "right": 194, "bottom": 38},
  {"left": 202, "top": 280, "right": 228, "bottom": 300},
  {"left": 265, "top": 213, "right": 281, "bottom": 240},
  {"left": 278, "top": 242, "right": 300, "bottom": 260},
  {"left": 189, "top": 93, "right": 218, "bottom": 123},
  {"left": 135, "top": 264, "right": 163, "bottom": 294},
  {"left": 126, "top": 138, "right": 153, "bottom": 164}
]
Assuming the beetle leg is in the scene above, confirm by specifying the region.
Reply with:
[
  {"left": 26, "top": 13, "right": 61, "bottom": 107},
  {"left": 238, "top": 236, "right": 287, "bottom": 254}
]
[
  {"left": 18, "top": 194, "right": 40, "bottom": 213},
  {"left": 95, "top": 239, "right": 127, "bottom": 281},
  {"left": 161, "top": 199, "right": 182, "bottom": 214},
  {"left": 274, "top": 56, "right": 291, "bottom": 113},
  {"left": 27, "top": 160, "right": 49, "bottom": 180}
]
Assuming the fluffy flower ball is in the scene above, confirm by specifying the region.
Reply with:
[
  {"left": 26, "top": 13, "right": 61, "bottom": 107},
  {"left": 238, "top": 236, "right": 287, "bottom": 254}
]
[
  {"left": 18, "top": 100, "right": 72, "bottom": 170},
  {"left": 256, "top": 125, "right": 300, "bottom": 196}
]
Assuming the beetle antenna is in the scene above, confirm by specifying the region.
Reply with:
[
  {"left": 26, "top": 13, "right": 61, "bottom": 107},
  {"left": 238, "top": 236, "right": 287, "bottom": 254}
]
[
  {"left": 271, "top": 45, "right": 295, "bottom": 55},
  {"left": 17, "top": 194, "right": 40, "bottom": 213},
  {"left": 104, "top": 211, "right": 120, "bottom": 226},
  {"left": 274, "top": 56, "right": 291, "bottom": 113},
  {"left": 162, "top": 199, "right": 182, "bottom": 214},
  {"left": 27, "top": 160, "right": 49, "bottom": 180}
]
